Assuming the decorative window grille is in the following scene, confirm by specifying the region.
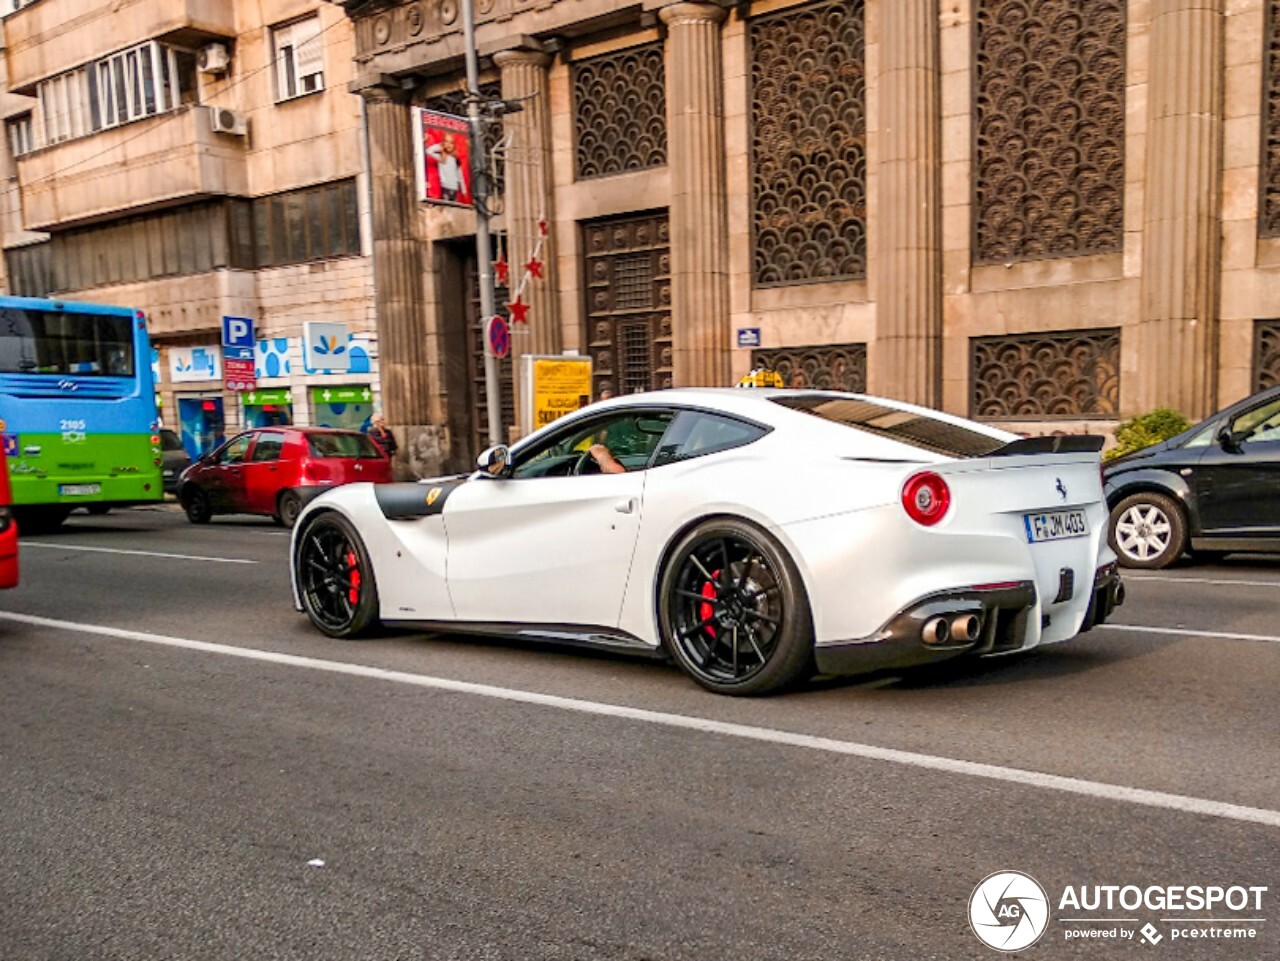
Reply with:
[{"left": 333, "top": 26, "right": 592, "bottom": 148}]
[
  {"left": 970, "top": 329, "right": 1121, "bottom": 419},
  {"left": 751, "top": 344, "right": 867, "bottom": 392},
  {"left": 1262, "top": 2, "right": 1280, "bottom": 236},
  {"left": 273, "top": 15, "right": 324, "bottom": 101},
  {"left": 1256, "top": 320, "right": 1280, "bottom": 390},
  {"left": 749, "top": 0, "right": 867, "bottom": 286},
  {"left": 973, "top": 0, "right": 1126, "bottom": 263},
  {"left": 573, "top": 43, "right": 667, "bottom": 179}
]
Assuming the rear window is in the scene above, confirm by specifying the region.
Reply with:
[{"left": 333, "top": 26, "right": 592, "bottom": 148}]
[
  {"left": 771, "top": 395, "right": 1007, "bottom": 458},
  {"left": 306, "top": 432, "right": 384, "bottom": 459}
]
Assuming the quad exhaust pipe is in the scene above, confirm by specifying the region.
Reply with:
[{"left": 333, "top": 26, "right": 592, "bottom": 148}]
[{"left": 922, "top": 612, "right": 985, "bottom": 645}]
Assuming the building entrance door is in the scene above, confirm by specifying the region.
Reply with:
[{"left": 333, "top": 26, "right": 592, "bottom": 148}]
[{"left": 582, "top": 211, "right": 672, "bottom": 399}]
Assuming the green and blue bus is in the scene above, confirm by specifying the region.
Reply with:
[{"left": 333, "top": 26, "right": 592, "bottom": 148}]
[{"left": 0, "top": 296, "right": 164, "bottom": 531}]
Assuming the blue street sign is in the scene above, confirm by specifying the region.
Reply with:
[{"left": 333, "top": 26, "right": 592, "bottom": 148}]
[
  {"left": 222, "top": 316, "right": 255, "bottom": 349},
  {"left": 737, "top": 327, "right": 762, "bottom": 348}
]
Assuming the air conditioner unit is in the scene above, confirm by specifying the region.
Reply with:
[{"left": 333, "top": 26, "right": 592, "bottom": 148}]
[
  {"left": 208, "top": 107, "right": 248, "bottom": 137},
  {"left": 197, "top": 42, "right": 230, "bottom": 74}
]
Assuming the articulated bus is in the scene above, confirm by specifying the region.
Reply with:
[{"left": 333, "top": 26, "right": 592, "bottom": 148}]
[{"left": 0, "top": 296, "right": 163, "bottom": 532}]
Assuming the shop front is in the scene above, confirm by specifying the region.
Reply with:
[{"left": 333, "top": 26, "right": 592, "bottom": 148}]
[
  {"left": 243, "top": 388, "right": 294, "bottom": 429},
  {"left": 311, "top": 385, "right": 374, "bottom": 432}
]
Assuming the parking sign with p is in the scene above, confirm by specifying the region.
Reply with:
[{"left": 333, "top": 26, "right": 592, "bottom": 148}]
[{"left": 223, "top": 316, "right": 254, "bottom": 351}]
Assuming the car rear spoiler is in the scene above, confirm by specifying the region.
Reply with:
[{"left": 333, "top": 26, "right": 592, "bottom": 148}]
[{"left": 988, "top": 435, "right": 1105, "bottom": 457}]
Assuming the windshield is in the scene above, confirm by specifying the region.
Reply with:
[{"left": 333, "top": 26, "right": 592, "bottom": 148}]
[
  {"left": 306, "top": 432, "right": 384, "bottom": 459},
  {"left": 771, "top": 395, "right": 1008, "bottom": 458},
  {"left": 0, "top": 307, "right": 135, "bottom": 377}
]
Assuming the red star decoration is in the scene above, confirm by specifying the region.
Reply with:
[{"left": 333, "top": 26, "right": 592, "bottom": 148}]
[
  {"left": 524, "top": 256, "right": 544, "bottom": 279},
  {"left": 537, "top": 219, "right": 549, "bottom": 237},
  {"left": 507, "top": 296, "right": 530, "bottom": 324},
  {"left": 493, "top": 255, "right": 510, "bottom": 285}
]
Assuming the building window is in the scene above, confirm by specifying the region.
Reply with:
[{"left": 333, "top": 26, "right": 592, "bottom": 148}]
[
  {"left": 749, "top": 0, "right": 867, "bottom": 286},
  {"left": 252, "top": 180, "right": 360, "bottom": 268},
  {"left": 572, "top": 43, "right": 667, "bottom": 179},
  {"left": 6, "top": 113, "right": 34, "bottom": 157},
  {"left": 4, "top": 242, "right": 53, "bottom": 298},
  {"left": 974, "top": 0, "right": 1126, "bottom": 263},
  {"left": 273, "top": 16, "right": 324, "bottom": 101},
  {"left": 970, "top": 329, "right": 1121, "bottom": 420},
  {"left": 33, "top": 41, "right": 194, "bottom": 149}
]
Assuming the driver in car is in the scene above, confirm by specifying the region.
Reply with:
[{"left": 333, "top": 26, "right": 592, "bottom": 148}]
[{"left": 588, "top": 442, "right": 626, "bottom": 474}]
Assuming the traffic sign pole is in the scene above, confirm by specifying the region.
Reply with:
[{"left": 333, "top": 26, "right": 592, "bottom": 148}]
[{"left": 462, "top": 0, "right": 503, "bottom": 448}]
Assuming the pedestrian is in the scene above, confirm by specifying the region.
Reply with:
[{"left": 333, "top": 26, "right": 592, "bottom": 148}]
[{"left": 367, "top": 413, "right": 398, "bottom": 457}]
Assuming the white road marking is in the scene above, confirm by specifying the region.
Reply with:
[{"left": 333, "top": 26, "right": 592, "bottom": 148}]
[
  {"left": 1104, "top": 623, "right": 1280, "bottom": 645},
  {"left": 1, "top": 610, "right": 1278, "bottom": 829},
  {"left": 1124, "top": 574, "right": 1280, "bottom": 588},
  {"left": 22, "top": 543, "right": 257, "bottom": 565}
]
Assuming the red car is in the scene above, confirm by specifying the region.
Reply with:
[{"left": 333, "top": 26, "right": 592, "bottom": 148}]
[
  {"left": 179, "top": 427, "right": 393, "bottom": 527},
  {"left": 0, "top": 446, "right": 17, "bottom": 589}
]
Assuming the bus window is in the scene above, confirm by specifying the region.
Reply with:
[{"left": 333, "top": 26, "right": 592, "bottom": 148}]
[{"left": 0, "top": 307, "right": 134, "bottom": 377}]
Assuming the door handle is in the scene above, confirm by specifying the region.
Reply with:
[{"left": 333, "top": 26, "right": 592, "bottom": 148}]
[{"left": 614, "top": 498, "right": 637, "bottom": 514}]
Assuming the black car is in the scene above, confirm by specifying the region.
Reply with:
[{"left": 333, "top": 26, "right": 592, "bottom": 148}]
[
  {"left": 160, "top": 428, "right": 192, "bottom": 495},
  {"left": 1104, "top": 386, "right": 1280, "bottom": 568}
]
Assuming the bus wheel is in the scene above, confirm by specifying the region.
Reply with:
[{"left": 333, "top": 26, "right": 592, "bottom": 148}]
[
  {"left": 183, "top": 488, "right": 212, "bottom": 524},
  {"left": 15, "top": 507, "right": 70, "bottom": 535}
]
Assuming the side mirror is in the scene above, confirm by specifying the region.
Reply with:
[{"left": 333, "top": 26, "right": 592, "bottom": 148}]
[
  {"left": 1216, "top": 425, "right": 1240, "bottom": 452},
  {"left": 476, "top": 444, "right": 510, "bottom": 477},
  {"left": 198, "top": 453, "right": 214, "bottom": 465}
]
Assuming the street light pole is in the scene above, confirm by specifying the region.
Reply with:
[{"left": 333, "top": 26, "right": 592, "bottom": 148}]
[{"left": 461, "top": 0, "right": 503, "bottom": 447}]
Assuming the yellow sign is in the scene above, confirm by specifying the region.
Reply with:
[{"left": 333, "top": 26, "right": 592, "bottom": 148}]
[
  {"left": 531, "top": 357, "right": 593, "bottom": 429},
  {"left": 426, "top": 487, "right": 442, "bottom": 506}
]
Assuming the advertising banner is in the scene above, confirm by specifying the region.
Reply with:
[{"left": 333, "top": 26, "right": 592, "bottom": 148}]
[{"left": 412, "top": 108, "right": 473, "bottom": 207}]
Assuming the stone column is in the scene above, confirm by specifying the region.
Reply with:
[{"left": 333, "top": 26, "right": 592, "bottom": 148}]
[
  {"left": 661, "top": 2, "right": 731, "bottom": 387},
  {"left": 1138, "top": 0, "right": 1224, "bottom": 418},
  {"left": 494, "top": 48, "right": 561, "bottom": 359},
  {"left": 873, "top": 0, "right": 941, "bottom": 408},
  {"left": 362, "top": 84, "right": 437, "bottom": 477}
]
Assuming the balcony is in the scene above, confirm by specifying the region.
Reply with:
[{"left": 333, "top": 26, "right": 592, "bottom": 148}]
[
  {"left": 4, "top": 0, "right": 234, "bottom": 94},
  {"left": 16, "top": 106, "right": 247, "bottom": 230}
]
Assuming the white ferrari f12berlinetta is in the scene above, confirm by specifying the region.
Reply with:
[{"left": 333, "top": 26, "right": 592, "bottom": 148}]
[{"left": 291, "top": 389, "right": 1123, "bottom": 695}]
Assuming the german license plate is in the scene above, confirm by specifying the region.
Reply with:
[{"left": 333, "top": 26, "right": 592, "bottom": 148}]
[
  {"left": 58, "top": 483, "right": 101, "bottom": 496},
  {"left": 1025, "top": 509, "right": 1088, "bottom": 543}
]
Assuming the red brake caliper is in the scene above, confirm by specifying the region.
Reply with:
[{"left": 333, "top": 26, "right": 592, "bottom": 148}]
[
  {"left": 698, "top": 570, "right": 721, "bottom": 639},
  {"left": 345, "top": 551, "right": 361, "bottom": 605}
]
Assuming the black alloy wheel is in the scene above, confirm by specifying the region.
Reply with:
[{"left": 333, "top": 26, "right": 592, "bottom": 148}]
[
  {"left": 182, "top": 487, "right": 212, "bottom": 524},
  {"left": 295, "top": 512, "right": 380, "bottom": 639},
  {"left": 659, "top": 518, "right": 814, "bottom": 696}
]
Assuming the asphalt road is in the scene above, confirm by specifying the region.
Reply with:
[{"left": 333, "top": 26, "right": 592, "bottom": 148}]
[{"left": 0, "top": 507, "right": 1276, "bottom": 960}]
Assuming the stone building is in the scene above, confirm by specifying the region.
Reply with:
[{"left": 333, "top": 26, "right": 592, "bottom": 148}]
[
  {"left": 333, "top": 0, "right": 1280, "bottom": 476},
  {"left": 0, "top": 0, "right": 380, "bottom": 457}
]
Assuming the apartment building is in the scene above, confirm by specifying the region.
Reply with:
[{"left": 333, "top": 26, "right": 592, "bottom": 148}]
[
  {"left": 0, "top": 0, "right": 378, "bottom": 459},
  {"left": 321, "top": 0, "right": 1280, "bottom": 477}
]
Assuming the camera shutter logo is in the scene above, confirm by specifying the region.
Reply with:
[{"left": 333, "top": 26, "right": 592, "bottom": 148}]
[{"left": 969, "top": 871, "right": 1050, "bottom": 952}]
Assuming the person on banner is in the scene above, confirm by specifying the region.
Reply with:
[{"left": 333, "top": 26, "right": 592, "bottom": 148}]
[
  {"left": 426, "top": 133, "right": 465, "bottom": 203},
  {"left": 367, "top": 413, "right": 398, "bottom": 458}
]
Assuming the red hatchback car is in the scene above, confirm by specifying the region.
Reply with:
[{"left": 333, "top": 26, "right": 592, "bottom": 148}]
[{"left": 179, "top": 427, "right": 392, "bottom": 527}]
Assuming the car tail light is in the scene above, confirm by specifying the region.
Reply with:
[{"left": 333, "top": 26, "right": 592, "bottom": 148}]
[{"left": 902, "top": 471, "right": 950, "bottom": 526}]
